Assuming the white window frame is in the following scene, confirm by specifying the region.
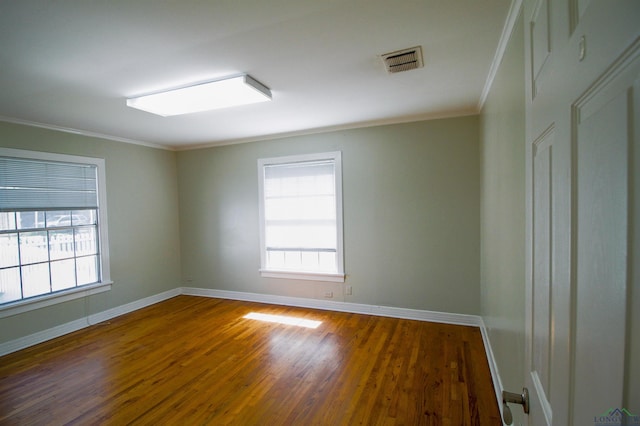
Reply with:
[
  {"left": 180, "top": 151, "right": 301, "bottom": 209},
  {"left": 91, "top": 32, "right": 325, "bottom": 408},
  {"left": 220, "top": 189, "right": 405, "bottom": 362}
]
[
  {"left": 0, "top": 148, "right": 112, "bottom": 318},
  {"left": 258, "top": 151, "right": 345, "bottom": 282}
]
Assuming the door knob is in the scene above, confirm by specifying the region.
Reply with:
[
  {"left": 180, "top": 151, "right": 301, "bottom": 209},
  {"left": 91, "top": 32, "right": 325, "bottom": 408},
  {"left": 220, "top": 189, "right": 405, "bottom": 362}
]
[{"left": 502, "top": 387, "right": 529, "bottom": 425}]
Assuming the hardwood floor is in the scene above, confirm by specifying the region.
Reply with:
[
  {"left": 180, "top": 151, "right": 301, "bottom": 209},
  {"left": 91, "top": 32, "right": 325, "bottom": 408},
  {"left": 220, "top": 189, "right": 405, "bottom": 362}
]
[{"left": 0, "top": 296, "right": 501, "bottom": 425}]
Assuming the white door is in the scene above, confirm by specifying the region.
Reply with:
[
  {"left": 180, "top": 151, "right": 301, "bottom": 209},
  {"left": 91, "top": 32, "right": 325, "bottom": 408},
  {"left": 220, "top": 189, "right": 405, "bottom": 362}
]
[{"left": 523, "top": 0, "right": 640, "bottom": 425}]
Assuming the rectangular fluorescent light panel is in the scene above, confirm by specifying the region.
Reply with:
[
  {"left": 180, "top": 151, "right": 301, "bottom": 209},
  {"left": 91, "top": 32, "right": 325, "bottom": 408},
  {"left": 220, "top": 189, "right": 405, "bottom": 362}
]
[{"left": 126, "top": 74, "right": 272, "bottom": 116}]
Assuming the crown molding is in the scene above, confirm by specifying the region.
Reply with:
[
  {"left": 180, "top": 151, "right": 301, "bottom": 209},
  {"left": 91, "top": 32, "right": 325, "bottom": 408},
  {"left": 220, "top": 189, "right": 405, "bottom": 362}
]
[
  {"left": 478, "top": 0, "right": 524, "bottom": 110},
  {"left": 0, "top": 115, "right": 174, "bottom": 151}
]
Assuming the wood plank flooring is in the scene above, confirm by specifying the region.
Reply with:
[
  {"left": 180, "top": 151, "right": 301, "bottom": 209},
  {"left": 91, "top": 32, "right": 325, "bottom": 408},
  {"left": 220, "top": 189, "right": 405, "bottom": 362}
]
[{"left": 0, "top": 296, "right": 501, "bottom": 425}]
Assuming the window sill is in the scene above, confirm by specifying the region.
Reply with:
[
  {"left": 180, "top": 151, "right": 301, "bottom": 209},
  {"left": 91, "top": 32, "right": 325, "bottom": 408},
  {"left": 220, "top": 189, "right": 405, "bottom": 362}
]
[
  {"left": 260, "top": 269, "right": 345, "bottom": 283},
  {"left": 0, "top": 281, "right": 113, "bottom": 319}
]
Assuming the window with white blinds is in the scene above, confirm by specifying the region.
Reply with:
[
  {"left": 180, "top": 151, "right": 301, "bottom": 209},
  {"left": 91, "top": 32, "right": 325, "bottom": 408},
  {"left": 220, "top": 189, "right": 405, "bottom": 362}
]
[
  {"left": 0, "top": 148, "right": 111, "bottom": 311},
  {"left": 258, "top": 152, "right": 344, "bottom": 282},
  {"left": 0, "top": 157, "right": 98, "bottom": 210}
]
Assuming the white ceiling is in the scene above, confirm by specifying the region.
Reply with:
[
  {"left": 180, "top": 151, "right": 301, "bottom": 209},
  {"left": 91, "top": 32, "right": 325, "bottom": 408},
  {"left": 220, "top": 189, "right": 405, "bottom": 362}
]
[{"left": 0, "top": 0, "right": 511, "bottom": 150}]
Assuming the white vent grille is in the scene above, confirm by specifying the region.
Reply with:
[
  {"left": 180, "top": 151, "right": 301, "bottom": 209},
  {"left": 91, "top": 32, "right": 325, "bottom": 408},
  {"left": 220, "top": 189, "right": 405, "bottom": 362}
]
[{"left": 381, "top": 46, "right": 424, "bottom": 73}]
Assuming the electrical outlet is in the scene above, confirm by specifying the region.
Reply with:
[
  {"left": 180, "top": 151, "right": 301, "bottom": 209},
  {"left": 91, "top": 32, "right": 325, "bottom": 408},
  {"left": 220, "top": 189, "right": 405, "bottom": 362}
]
[
  {"left": 345, "top": 285, "right": 352, "bottom": 295},
  {"left": 324, "top": 291, "right": 333, "bottom": 298}
]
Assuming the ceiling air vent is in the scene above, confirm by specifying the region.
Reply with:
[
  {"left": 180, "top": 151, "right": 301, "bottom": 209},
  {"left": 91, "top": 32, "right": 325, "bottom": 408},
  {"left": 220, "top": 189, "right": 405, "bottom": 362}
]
[{"left": 381, "top": 46, "right": 424, "bottom": 74}]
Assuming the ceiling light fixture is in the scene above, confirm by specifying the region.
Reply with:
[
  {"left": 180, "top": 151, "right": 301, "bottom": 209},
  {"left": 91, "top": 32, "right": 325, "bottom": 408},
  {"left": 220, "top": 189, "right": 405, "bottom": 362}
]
[{"left": 126, "top": 74, "right": 272, "bottom": 117}]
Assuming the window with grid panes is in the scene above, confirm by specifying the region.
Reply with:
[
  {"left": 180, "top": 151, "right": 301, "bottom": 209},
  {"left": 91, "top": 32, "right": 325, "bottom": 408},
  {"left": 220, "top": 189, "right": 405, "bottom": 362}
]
[{"left": 0, "top": 148, "right": 111, "bottom": 309}]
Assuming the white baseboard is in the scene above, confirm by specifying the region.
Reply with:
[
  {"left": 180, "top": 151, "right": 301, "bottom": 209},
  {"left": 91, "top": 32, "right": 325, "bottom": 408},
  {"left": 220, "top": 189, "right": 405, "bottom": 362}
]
[
  {"left": 180, "top": 287, "right": 482, "bottom": 327},
  {"left": 87, "top": 288, "right": 181, "bottom": 325},
  {"left": 0, "top": 288, "right": 180, "bottom": 357},
  {"left": 478, "top": 318, "right": 507, "bottom": 425},
  {"left": 0, "top": 317, "right": 90, "bottom": 358}
]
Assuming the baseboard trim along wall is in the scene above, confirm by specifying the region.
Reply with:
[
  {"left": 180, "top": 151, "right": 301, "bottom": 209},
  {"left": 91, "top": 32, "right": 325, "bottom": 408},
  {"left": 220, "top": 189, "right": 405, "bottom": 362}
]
[
  {"left": 181, "top": 287, "right": 482, "bottom": 327},
  {"left": 0, "top": 286, "right": 504, "bottom": 417},
  {"left": 478, "top": 318, "right": 507, "bottom": 424},
  {"left": 0, "top": 288, "right": 181, "bottom": 357}
]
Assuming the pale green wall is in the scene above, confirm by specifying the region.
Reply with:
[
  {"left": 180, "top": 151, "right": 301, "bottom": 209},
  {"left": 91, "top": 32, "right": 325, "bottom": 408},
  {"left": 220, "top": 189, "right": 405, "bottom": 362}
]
[
  {"left": 0, "top": 121, "right": 182, "bottom": 343},
  {"left": 0, "top": 113, "right": 481, "bottom": 345},
  {"left": 479, "top": 10, "right": 526, "bottom": 416},
  {"left": 177, "top": 117, "right": 481, "bottom": 314}
]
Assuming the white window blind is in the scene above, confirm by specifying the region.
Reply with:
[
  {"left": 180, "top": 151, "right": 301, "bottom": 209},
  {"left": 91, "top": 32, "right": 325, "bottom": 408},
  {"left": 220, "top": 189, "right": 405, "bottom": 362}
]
[
  {"left": 258, "top": 152, "right": 344, "bottom": 282},
  {"left": 264, "top": 160, "right": 336, "bottom": 251},
  {"left": 0, "top": 157, "right": 98, "bottom": 211}
]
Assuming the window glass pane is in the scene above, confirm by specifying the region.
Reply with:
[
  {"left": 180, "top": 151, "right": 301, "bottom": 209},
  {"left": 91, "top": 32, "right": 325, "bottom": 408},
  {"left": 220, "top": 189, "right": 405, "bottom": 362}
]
[
  {"left": 318, "top": 252, "right": 336, "bottom": 272},
  {"left": 22, "top": 263, "right": 50, "bottom": 298},
  {"left": 75, "top": 226, "right": 98, "bottom": 256},
  {"left": 267, "top": 250, "right": 286, "bottom": 269},
  {"left": 282, "top": 250, "right": 302, "bottom": 270},
  {"left": 267, "top": 250, "right": 337, "bottom": 272},
  {"left": 46, "top": 210, "right": 72, "bottom": 228},
  {"left": 51, "top": 259, "right": 76, "bottom": 291},
  {"left": 19, "top": 231, "right": 49, "bottom": 264},
  {"left": 16, "top": 211, "right": 45, "bottom": 229},
  {"left": 0, "top": 212, "right": 16, "bottom": 231},
  {"left": 0, "top": 234, "right": 19, "bottom": 268},
  {"left": 0, "top": 267, "right": 21, "bottom": 303},
  {"left": 76, "top": 255, "right": 98, "bottom": 285},
  {"left": 301, "top": 252, "right": 319, "bottom": 270},
  {"left": 72, "top": 209, "right": 97, "bottom": 225},
  {"left": 49, "top": 229, "right": 75, "bottom": 260}
]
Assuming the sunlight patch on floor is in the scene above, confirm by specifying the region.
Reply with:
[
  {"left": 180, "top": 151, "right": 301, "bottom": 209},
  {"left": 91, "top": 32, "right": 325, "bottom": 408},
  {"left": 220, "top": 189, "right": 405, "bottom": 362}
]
[{"left": 243, "top": 312, "right": 322, "bottom": 329}]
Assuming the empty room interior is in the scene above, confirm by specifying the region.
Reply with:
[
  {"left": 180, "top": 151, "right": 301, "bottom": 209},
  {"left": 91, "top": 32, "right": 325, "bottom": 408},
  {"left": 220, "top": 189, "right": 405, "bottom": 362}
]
[{"left": 1, "top": 1, "right": 639, "bottom": 425}]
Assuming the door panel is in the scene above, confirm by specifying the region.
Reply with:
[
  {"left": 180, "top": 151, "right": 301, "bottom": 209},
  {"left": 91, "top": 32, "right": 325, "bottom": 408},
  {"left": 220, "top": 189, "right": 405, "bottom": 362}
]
[
  {"left": 531, "top": 126, "right": 555, "bottom": 425},
  {"left": 530, "top": 0, "right": 551, "bottom": 98},
  {"left": 571, "top": 52, "right": 638, "bottom": 426},
  {"left": 524, "top": 0, "right": 640, "bottom": 424}
]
